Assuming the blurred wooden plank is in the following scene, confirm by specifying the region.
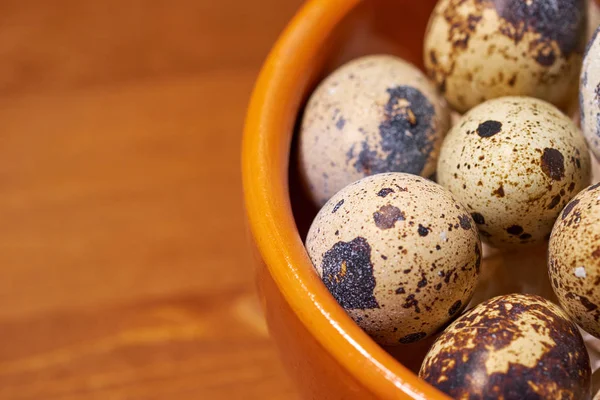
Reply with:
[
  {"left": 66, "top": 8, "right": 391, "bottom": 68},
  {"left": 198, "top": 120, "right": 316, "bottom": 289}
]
[
  {"left": 0, "top": 290, "right": 295, "bottom": 400},
  {"left": 0, "top": 72, "right": 253, "bottom": 319},
  {"left": 0, "top": 0, "right": 304, "bottom": 398},
  {"left": 0, "top": 0, "right": 301, "bottom": 96}
]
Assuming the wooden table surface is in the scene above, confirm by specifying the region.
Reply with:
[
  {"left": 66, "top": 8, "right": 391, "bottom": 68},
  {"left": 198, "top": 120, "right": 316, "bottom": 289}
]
[{"left": 0, "top": 1, "right": 304, "bottom": 398}]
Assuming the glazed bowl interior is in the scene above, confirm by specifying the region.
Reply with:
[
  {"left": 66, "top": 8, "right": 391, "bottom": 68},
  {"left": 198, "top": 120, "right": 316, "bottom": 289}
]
[{"left": 243, "top": 0, "right": 451, "bottom": 398}]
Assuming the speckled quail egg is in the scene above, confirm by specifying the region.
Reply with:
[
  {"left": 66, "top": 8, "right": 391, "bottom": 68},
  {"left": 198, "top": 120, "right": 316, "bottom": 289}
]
[
  {"left": 424, "top": 0, "right": 588, "bottom": 113},
  {"left": 549, "top": 182, "right": 600, "bottom": 338},
  {"left": 298, "top": 55, "right": 451, "bottom": 207},
  {"left": 581, "top": 26, "right": 600, "bottom": 160},
  {"left": 437, "top": 96, "right": 591, "bottom": 248},
  {"left": 420, "top": 293, "right": 591, "bottom": 399},
  {"left": 305, "top": 172, "right": 481, "bottom": 345}
]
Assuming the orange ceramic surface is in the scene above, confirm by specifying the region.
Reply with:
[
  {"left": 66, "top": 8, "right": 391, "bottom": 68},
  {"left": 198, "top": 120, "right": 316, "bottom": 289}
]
[{"left": 242, "top": 0, "right": 450, "bottom": 399}]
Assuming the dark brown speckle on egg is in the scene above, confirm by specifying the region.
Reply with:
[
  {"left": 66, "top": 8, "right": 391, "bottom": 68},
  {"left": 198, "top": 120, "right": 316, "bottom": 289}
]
[
  {"left": 506, "top": 225, "right": 524, "bottom": 235},
  {"left": 373, "top": 205, "right": 405, "bottom": 230},
  {"left": 377, "top": 188, "right": 395, "bottom": 197},
  {"left": 471, "top": 212, "right": 485, "bottom": 225},
  {"left": 332, "top": 199, "right": 344, "bottom": 213},
  {"left": 417, "top": 224, "right": 430, "bottom": 236},
  {"left": 541, "top": 148, "right": 565, "bottom": 181},
  {"left": 476, "top": 120, "right": 502, "bottom": 137},
  {"left": 320, "top": 237, "right": 379, "bottom": 310}
]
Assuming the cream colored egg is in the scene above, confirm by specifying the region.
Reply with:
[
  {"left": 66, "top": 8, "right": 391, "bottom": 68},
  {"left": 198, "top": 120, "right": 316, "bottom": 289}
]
[
  {"left": 298, "top": 55, "right": 450, "bottom": 207},
  {"left": 581, "top": 27, "right": 600, "bottom": 160},
  {"left": 438, "top": 96, "right": 591, "bottom": 248},
  {"left": 305, "top": 173, "right": 481, "bottom": 345},
  {"left": 424, "top": 0, "right": 587, "bottom": 113},
  {"left": 420, "top": 294, "right": 591, "bottom": 399},
  {"left": 549, "top": 182, "right": 600, "bottom": 338}
]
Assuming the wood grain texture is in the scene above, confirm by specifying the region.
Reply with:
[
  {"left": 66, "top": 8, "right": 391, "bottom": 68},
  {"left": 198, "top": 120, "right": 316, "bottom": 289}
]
[{"left": 0, "top": 1, "right": 304, "bottom": 398}]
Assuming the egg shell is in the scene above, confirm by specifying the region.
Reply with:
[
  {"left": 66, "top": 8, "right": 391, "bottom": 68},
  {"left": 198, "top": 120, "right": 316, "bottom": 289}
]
[
  {"left": 298, "top": 54, "right": 450, "bottom": 207},
  {"left": 305, "top": 172, "right": 481, "bottom": 345},
  {"left": 424, "top": 0, "right": 587, "bottom": 113},
  {"left": 549, "top": 182, "right": 600, "bottom": 338},
  {"left": 419, "top": 293, "right": 591, "bottom": 399},
  {"left": 580, "top": 26, "right": 600, "bottom": 161},
  {"left": 437, "top": 96, "right": 591, "bottom": 248}
]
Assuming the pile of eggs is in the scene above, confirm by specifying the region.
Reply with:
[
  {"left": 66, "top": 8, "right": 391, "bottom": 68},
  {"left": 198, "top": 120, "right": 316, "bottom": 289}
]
[{"left": 298, "top": 0, "right": 600, "bottom": 398}]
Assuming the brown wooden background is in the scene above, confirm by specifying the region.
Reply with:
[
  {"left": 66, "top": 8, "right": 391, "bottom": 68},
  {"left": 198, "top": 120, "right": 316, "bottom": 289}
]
[{"left": 0, "top": 1, "right": 305, "bottom": 398}]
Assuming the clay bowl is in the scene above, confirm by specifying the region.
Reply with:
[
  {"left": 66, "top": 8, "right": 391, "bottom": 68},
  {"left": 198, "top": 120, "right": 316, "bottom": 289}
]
[{"left": 242, "top": 0, "right": 600, "bottom": 399}]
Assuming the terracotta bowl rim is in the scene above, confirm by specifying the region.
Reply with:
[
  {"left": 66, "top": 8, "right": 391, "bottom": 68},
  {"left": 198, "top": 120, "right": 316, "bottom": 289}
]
[{"left": 241, "top": 0, "right": 449, "bottom": 398}]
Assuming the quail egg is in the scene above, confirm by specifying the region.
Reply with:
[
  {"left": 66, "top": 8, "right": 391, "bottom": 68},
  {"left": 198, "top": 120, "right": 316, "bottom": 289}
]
[
  {"left": 299, "top": 54, "right": 450, "bottom": 207},
  {"left": 437, "top": 96, "right": 591, "bottom": 248},
  {"left": 420, "top": 293, "right": 591, "bottom": 399},
  {"left": 580, "top": 26, "right": 600, "bottom": 160},
  {"left": 549, "top": 182, "right": 600, "bottom": 338},
  {"left": 424, "top": 0, "right": 588, "bottom": 113},
  {"left": 305, "top": 172, "right": 481, "bottom": 345}
]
